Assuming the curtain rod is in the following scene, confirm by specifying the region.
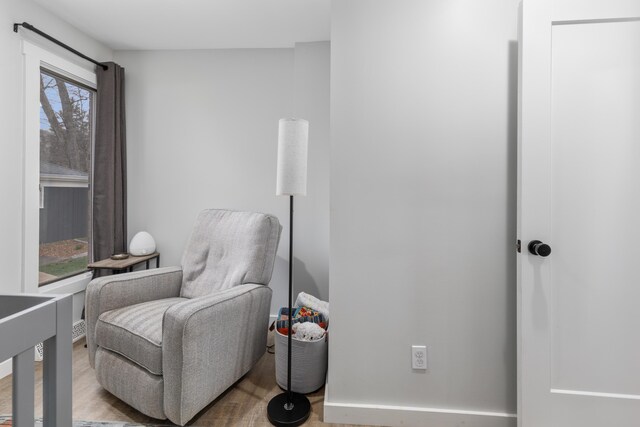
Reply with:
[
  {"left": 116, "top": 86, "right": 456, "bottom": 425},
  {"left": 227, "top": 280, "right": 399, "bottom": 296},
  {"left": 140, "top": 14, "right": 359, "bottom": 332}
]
[{"left": 13, "top": 22, "right": 108, "bottom": 71}]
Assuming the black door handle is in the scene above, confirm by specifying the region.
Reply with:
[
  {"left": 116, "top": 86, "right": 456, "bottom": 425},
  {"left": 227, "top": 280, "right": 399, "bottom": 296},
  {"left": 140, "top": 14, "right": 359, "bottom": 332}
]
[{"left": 528, "top": 240, "right": 551, "bottom": 257}]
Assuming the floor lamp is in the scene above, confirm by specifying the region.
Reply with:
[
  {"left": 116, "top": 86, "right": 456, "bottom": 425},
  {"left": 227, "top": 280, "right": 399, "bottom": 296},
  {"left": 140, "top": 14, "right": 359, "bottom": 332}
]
[{"left": 267, "top": 118, "right": 311, "bottom": 426}]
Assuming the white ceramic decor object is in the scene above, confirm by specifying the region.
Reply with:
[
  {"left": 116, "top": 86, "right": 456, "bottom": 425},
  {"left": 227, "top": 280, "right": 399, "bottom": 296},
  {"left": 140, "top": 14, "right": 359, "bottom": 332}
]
[{"left": 129, "top": 231, "right": 156, "bottom": 256}]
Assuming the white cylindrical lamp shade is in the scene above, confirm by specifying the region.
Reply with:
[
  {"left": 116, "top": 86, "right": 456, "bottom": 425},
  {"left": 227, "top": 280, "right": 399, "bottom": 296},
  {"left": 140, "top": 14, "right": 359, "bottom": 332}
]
[{"left": 276, "top": 118, "right": 309, "bottom": 196}]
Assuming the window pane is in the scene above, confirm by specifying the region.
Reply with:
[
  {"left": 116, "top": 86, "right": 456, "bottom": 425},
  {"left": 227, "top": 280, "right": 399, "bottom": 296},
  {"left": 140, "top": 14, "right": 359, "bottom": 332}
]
[{"left": 39, "top": 70, "right": 94, "bottom": 286}]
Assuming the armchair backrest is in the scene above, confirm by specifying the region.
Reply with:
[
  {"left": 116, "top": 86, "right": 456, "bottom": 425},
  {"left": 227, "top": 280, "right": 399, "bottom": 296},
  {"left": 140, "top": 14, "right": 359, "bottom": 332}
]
[{"left": 180, "top": 209, "right": 282, "bottom": 298}]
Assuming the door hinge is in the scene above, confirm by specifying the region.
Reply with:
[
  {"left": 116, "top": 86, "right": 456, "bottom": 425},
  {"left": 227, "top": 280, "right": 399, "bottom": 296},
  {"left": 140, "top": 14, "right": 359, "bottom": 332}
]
[{"left": 516, "top": 239, "right": 521, "bottom": 253}]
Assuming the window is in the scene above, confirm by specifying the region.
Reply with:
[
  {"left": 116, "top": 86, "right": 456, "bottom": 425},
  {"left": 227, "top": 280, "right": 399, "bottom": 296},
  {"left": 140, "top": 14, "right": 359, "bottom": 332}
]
[{"left": 38, "top": 69, "right": 95, "bottom": 286}]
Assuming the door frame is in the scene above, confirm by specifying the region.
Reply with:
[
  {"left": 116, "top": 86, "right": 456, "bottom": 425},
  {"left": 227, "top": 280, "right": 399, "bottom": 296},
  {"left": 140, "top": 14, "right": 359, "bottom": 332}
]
[{"left": 516, "top": 2, "right": 553, "bottom": 426}]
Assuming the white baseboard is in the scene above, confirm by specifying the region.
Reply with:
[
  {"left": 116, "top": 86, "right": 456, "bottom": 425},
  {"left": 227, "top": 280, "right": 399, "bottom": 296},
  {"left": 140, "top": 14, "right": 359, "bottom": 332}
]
[
  {"left": 0, "top": 359, "right": 11, "bottom": 380},
  {"left": 323, "top": 384, "right": 517, "bottom": 427}
]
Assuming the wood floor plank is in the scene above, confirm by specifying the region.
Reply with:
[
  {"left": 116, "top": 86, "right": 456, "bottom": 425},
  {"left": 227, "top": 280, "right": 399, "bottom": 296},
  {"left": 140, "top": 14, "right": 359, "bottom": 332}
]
[{"left": 0, "top": 333, "right": 367, "bottom": 427}]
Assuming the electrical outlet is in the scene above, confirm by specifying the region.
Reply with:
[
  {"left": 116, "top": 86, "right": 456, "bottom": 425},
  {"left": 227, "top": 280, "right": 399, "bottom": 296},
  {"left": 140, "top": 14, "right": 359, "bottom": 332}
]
[{"left": 412, "top": 345, "right": 427, "bottom": 370}]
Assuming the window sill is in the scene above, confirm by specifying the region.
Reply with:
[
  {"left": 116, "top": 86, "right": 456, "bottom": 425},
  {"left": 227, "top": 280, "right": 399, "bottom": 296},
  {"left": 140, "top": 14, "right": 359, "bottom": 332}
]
[{"left": 39, "top": 271, "right": 92, "bottom": 295}]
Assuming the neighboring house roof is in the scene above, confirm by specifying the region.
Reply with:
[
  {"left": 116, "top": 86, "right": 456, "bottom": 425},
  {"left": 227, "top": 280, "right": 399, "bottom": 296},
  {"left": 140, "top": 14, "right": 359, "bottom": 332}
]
[
  {"left": 41, "top": 162, "right": 87, "bottom": 177},
  {"left": 41, "top": 162, "right": 88, "bottom": 187}
]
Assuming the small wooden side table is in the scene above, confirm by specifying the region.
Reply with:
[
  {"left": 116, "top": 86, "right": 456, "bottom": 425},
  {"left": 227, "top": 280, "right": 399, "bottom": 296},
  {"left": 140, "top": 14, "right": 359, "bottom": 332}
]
[{"left": 87, "top": 252, "right": 160, "bottom": 274}]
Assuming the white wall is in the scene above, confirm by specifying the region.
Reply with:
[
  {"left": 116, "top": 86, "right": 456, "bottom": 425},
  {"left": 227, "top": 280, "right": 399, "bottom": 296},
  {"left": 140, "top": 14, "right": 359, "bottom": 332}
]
[
  {"left": 292, "top": 42, "right": 330, "bottom": 303},
  {"left": 326, "top": 1, "right": 518, "bottom": 425},
  {"left": 0, "top": 0, "right": 112, "bottom": 377},
  {"left": 115, "top": 42, "right": 330, "bottom": 315}
]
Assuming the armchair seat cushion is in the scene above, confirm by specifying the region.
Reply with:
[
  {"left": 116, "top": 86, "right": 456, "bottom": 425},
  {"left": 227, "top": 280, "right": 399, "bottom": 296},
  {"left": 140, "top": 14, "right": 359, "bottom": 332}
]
[{"left": 95, "top": 297, "right": 187, "bottom": 375}]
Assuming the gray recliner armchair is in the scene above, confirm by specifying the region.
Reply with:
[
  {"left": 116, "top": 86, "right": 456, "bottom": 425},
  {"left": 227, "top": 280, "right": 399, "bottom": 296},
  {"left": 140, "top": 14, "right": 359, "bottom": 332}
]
[{"left": 85, "top": 209, "right": 282, "bottom": 425}]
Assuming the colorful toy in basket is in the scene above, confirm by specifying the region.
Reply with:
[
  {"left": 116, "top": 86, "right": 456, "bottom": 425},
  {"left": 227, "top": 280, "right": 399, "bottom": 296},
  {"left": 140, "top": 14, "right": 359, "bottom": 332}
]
[{"left": 276, "top": 306, "right": 327, "bottom": 335}]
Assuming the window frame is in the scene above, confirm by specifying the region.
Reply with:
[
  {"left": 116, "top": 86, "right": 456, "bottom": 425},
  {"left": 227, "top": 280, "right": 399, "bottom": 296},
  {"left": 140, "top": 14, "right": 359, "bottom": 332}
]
[
  {"left": 38, "top": 67, "right": 96, "bottom": 287},
  {"left": 22, "top": 40, "right": 97, "bottom": 294}
]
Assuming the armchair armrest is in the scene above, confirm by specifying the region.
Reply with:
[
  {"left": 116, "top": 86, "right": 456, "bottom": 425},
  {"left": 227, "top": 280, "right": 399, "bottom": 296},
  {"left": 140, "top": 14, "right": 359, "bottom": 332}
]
[
  {"left": 162, "top": 284, "right": 272, "bottom": 425},
  {"left": 85, "top": 266, "right": 183, "bottom": 367}
]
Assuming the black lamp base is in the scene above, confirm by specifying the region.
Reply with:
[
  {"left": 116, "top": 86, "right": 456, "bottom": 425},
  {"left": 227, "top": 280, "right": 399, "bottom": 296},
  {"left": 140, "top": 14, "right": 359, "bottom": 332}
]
[{"left": 267, "top": 392, "right": 311, "bottom": 426}]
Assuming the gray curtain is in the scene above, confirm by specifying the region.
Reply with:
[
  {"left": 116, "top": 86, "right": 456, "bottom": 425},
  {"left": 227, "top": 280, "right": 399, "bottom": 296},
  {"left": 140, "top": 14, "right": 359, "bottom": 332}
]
[{"left": 93, "top": 62, "right": 127, "bottom": 264}]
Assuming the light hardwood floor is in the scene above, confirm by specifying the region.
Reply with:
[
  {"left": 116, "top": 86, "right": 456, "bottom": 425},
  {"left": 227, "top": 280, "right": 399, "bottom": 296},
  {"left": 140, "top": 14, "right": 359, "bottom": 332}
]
[{"left": 0, "top": 333, "right": 361, "bottom": 427}]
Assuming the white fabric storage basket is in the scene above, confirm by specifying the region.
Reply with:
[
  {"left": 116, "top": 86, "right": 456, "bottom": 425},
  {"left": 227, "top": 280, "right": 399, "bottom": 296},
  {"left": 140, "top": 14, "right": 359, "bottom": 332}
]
[{"left": 275, "top": 330, "right": 328, "bottom": 394}]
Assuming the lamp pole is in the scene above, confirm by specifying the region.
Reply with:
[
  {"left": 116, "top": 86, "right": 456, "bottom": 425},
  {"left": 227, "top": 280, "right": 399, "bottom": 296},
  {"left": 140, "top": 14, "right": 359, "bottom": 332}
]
[{"left": 286, "top": 195, "right": 294, "bottom": 406}]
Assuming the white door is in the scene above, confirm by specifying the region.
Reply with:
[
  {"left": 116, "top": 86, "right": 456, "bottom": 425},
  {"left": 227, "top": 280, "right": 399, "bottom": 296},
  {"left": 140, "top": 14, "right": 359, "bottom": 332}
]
[{"left": 518, "top": 0, "right": 640, "bottom": 426}]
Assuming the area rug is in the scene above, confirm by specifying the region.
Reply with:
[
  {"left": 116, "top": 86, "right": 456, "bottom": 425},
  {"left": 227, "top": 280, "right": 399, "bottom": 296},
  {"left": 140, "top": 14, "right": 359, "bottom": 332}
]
[{"left": 0, "top": 416, "right": 173, "bottom": 426}]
